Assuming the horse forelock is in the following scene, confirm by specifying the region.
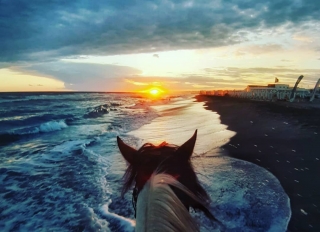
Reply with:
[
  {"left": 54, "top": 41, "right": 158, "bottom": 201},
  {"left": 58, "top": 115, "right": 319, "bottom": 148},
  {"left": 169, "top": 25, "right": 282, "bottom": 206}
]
[{"left": 121, "top": 142, "right": 178, "bottom": 196}]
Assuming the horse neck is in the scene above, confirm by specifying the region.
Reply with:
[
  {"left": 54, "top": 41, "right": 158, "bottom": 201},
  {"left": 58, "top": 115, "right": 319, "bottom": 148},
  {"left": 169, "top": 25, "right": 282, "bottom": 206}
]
[{"left": 135, "top": 173, "right": 199, "bottom": 232}]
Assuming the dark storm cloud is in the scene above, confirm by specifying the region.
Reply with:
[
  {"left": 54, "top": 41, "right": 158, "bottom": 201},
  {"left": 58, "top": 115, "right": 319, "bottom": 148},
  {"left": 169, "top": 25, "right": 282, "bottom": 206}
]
[{"left": 1, "top": 0, "right": 320, "bottom": 62}]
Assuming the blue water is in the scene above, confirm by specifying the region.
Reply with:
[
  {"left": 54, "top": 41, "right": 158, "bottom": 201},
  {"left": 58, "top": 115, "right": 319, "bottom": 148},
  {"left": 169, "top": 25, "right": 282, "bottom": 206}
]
[{"left": 0, "top": 92, "right": 291, "bottom": 231}]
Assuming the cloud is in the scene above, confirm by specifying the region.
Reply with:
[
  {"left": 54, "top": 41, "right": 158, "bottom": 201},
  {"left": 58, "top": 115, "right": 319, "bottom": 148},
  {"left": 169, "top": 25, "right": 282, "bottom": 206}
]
[
  {"left": 124, "top": 77, "right": 167, "bottom": 87},
  {"left": 125, "top": 79, "right": 148, "bottom": 86},
  {"left": 152, "top": 82, "right": 162, "bottom": 86},
  {"left": 129, "top": 67, "right": 319, "bottom": 90},
  {"left": 1, "top": 0, "right": 320, "bottom": 62},
  {"left": 12, "top": 61, "right": 142, "bottom": 91},
  {"left": 198, "top": 66, "right": 320, "bottom": 87},
  {"left": 293, "top": 35, "right": 314, "bottom": 43},
  {"left": 0, "top": 62, "right": 11, "bottom": 69},
  {"left": 192, "top": 84, "right": 215, "bottom": 88},
  {"left": 234, "top": 44, "right": 284, "bottom": 56}
]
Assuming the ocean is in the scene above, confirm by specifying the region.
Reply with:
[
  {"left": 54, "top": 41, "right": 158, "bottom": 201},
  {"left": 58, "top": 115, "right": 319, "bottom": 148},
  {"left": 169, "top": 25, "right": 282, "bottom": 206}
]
[{"left": 0, "top": 92, "right": 291, "bottom": 231}]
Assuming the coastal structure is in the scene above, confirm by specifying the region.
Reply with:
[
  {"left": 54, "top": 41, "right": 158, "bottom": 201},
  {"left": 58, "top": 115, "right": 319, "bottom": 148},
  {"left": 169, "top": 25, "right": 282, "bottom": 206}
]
[
  {"left": 200, "top": 83, "right": 310, "bottom": 100},
  {"left": 200, "top": 75, "right": 317, "bottom": 102},
  {"left": 310, "top": 78, "right": 320, "bottom": 102}
]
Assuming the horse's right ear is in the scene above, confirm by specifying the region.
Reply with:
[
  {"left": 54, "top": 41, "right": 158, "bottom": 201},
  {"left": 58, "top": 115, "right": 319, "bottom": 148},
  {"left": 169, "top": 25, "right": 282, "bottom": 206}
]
[
  {"left": 117, "top": 136, "right": 137, "bottom": 164},
  {"left": 176, "top": 129, "right": 197, "bottom": 160}
]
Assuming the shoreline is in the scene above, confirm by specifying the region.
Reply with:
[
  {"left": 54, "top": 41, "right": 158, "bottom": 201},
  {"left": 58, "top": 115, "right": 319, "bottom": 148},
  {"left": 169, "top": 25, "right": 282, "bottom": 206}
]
[{"left": 196, "top": 95, "right": 320, "bottom": 232}]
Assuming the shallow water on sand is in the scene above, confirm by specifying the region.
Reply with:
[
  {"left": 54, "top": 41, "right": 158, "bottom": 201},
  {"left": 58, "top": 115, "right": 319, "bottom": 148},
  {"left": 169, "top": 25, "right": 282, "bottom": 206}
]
[{"left": 129, "top": 98, "right": 236, "bottom": 154}]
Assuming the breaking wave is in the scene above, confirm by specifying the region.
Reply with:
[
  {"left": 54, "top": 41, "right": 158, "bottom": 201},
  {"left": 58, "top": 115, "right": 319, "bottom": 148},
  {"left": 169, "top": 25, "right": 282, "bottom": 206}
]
[{"left": 0, "top": 120, "right": 68, "bottom": 146}]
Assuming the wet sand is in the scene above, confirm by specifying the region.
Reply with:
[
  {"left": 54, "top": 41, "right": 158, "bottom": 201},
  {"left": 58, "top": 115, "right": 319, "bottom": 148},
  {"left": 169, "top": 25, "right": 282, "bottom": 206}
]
[{"left": 196, "top": 95, "right": 320, "bottom": 232}]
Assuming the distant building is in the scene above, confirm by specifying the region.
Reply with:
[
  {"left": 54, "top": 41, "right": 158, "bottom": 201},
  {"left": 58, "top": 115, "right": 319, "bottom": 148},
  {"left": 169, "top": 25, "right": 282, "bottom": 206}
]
[
  {"left": 246, "top": 83, "right": 308, "bottom": 93},
  {"left": 200, "top": 83, "right": 310, "bottom": 100}
]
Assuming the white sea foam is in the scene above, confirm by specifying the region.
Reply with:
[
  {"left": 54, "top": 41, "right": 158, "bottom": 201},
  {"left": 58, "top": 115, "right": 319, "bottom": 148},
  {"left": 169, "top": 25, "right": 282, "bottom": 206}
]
[
  {"left": 39, "top": 120, "right": 68, "bottom": 132},
  {"left": 100, "top": 200, "right": 135, "bottom": 232},
  {"left": 11, "top": 120, "right": 68, "bottom": 135},
  {"left": 51, "top": 140, "right": 89, "bottom": 153}
]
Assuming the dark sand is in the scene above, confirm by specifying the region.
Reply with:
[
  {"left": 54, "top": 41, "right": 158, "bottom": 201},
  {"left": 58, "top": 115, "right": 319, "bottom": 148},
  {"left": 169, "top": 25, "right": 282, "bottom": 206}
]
[{"left": 196, "top": 95, "right": 320, "bottom": 232}]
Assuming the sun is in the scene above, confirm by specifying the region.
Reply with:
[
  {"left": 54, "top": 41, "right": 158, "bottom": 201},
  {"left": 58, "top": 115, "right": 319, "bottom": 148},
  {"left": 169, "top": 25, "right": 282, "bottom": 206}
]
[
  {"left": 139, "top": 87, "right": 165, "bottom": 97},
  {"left": 150, "top": 88, "right": 160, "bottom": 95}
]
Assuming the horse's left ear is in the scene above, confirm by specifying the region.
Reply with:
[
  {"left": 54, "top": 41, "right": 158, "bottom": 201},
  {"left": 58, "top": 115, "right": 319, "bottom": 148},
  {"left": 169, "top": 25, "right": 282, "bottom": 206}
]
[
  {"left": 176, "top": 130, "right": 197, "bottom": 160},
  {"left": 117, "top": 136, "right": 137, "bottom": 164}
]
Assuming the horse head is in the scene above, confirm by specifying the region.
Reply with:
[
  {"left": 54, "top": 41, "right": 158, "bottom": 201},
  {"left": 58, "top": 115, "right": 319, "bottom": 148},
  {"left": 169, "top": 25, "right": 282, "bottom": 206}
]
[{"left": 117, "top": 130, "right": 216, "bottom": 221}]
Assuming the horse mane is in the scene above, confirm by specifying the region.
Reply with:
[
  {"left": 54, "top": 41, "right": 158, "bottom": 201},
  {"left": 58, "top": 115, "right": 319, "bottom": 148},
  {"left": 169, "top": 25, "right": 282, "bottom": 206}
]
[
  {"left": 121, "top": 142, "right": 216, "bottom": 220},
  {"left": 136, "top": 173, "right": 200, "bottom": 232}
]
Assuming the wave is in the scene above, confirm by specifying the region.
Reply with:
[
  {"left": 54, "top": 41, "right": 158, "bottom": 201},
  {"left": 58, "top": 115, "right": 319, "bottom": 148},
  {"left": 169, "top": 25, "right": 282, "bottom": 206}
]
[
  {"left": 0, "top": 120, "right": 68, "bottom": 146},
  {"left": 100, "top": 200, "right": 135, "bottom": 232},
  {"left": 38, "top": 120, "right": 68, "bottom": 133},
  {"left": 14, "top": 120, "right": 68, "bottom": 135},
  {"left": 1, "top": 112, "right": 74, "bottom": 125}
]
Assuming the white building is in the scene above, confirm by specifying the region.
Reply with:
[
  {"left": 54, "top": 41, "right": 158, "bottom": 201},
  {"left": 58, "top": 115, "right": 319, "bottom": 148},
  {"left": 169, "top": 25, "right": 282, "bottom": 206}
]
[{"left": 246, "top": 84, "right": 290, "bottom": 91}]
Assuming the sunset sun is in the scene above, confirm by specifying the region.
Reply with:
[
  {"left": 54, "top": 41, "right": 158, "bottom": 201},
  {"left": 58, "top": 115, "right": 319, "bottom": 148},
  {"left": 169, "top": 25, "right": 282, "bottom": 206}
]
[
  {"left": 150, "top": 88, "right": 160, "bottom": 95},
  {"left": 140, "top": 87, "right": 165, "bottom": 97}
]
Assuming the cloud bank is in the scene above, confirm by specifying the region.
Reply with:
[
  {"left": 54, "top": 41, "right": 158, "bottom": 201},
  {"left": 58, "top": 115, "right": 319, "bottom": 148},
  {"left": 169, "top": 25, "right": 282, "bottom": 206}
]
[
  {"left": 1, "top": 0, "right": 320, "bottom": 62},
  {"left": 12, "top": 62, "right": 141, "bottom": 91}
]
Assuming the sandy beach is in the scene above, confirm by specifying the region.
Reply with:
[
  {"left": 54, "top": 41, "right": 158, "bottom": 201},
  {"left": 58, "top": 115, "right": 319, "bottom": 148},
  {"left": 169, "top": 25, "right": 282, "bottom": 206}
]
[{"left": 196, "top": 95, "right": 320, "bottom": 232}]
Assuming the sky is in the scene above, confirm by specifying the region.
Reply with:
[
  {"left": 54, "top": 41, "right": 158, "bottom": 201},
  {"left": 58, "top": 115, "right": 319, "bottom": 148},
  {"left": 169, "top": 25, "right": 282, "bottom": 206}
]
[{"left": 1, "top": 0, "right": 320, "bottom": 92}]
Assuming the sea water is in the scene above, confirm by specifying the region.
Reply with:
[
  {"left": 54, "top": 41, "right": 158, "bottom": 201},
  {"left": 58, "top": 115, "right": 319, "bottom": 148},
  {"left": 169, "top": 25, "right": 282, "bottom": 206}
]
[{"left": 0, "top": 92, "right": 291, "bottom": 231}]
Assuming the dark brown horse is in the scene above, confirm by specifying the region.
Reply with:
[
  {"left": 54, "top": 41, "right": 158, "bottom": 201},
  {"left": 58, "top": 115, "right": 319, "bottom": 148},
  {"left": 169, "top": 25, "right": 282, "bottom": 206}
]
[{"left": 117, "top": 130, "right": 218, "bottom": 231}]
